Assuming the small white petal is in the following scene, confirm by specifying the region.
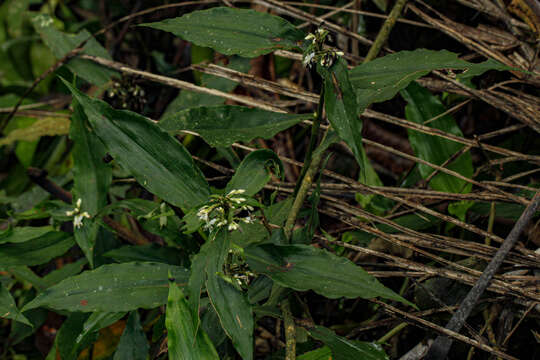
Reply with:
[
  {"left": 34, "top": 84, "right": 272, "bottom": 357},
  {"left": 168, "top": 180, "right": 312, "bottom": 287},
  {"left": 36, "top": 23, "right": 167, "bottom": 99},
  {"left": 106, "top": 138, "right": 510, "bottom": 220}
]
[
  {"left": 73, "top": 215, "right": 84, "bottom": 228},
  {"left": 76, "top": 198, "right": 82, "bottom": 209}
]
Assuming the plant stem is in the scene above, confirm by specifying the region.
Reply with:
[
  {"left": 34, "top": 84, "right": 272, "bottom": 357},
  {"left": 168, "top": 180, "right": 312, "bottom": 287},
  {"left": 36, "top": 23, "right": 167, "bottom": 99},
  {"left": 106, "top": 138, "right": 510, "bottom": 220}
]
[
  {"left": 284, "top": 130, "right": 328, "bottom": 240},
  {"left": 282, "top": 298, "right": 296, "bottom": 360},
  {"left": 294, "top": 87, "right": 325, "bottom": 195},
  {"left": 376, "top": 322, "right": 408, "bottom": 344},
  {"left": 363, "top": 0, "right": 408, "bottom": 63}
]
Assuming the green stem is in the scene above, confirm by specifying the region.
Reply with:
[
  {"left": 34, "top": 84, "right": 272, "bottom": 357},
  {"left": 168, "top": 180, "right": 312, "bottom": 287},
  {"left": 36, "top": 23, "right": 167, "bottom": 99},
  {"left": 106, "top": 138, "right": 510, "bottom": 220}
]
[
  {"left": 363, "top": 0, "right": 409, "bottom": 63},
  {"left": 282, "top": 298, "right": 296, "bottom": 360},
  {"left": 294, "top": 87, "right": 325, "bottom": 195},
  {"left": 284, "top": 131, "right": 328, "bottom": 240},
  {"left": 376, "top": 322, "right": 408, "bottom": 344}
]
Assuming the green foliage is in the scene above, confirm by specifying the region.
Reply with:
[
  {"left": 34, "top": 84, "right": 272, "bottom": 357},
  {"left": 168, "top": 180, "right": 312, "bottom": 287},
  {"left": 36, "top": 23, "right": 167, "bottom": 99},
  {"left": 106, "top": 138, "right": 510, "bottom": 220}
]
[
  {"left": 401, "top": 82, "right": 473, "bottom": 193},
  {"left": 23, "top": 263, "right": 189, "bottom": 312},
  {"left": 244, "top": 243, "right": 414, "bottom": 307},
  {"left": 161, "top": 105, "right": 311, "bottom": 147},
  {"left": 0, "top": 4, "right": 529, "bottom": 360},
  {"left": 141, "top": 7, "right": 304, "bottom": 58}
]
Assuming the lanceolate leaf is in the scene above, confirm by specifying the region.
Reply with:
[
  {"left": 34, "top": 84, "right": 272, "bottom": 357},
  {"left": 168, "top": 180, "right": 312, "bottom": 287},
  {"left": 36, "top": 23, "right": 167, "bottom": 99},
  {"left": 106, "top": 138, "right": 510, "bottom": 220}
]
[
  {"left": 141, "top": 7, "right": 304, "bottom": 58},
  {"left": 244, "top": 244, "right": 414, "bottom": 307},
  {"left": 71, "top": 102, "right": 112, "bottom": 267},
  {"left": 206, "top": 230, "right": 254, "bottom": 360},
  {"left": 113, "top": 311, "right": 149, "bottom": 360},
  {"left": 166, "top": 279, "right": 219, "bottom": 360},
  {"left": 32, "top": 14, "right": 116, "bottom": 85},
  {"left": 349, "top": 49, "right": 512, "bottom": 113},
  {"left": 0, "top": 283, "right": 32, "bottom": 326},
  {"left": 0, "top": 231, "right": 73, "bottom": 267},
  {"left": 225, "top": 149, "right": 283, "bottom": 196},
  {"left": 400, "top": 82, "right": 473, "bottom": 193},
  {"left": 160, "top": 105, "right": 311, "bottom": 147},
  {"left": 61, "top": 79, "right": 210, "bottom": 210},
  {"left": 23, "top": 262, "right": 189, "bottom": 312},
  {"left": 309, "top": 326, "right": 389, "bottom": 360},
  {"left": 318, "top": 59, "right": 374, "bottom": 184},
  {"left": 0, "top": 226, "right": 54, "bottom": 244}
]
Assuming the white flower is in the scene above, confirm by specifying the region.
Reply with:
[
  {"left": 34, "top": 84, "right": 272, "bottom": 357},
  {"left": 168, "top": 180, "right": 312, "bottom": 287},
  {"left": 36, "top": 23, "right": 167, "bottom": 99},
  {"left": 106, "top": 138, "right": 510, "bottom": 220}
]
[
  {"left": 303, "top": 52, "right": 315, "bottom": 67},
  {"left": 228, "top": 222, "right": 239, "bottom": 231},
  {"left": 73, "top": 212, "right": 91, "bottom": 229},
  {"left": 305, "top": 33, "right": 316, "bottom": 40},
  {"left": 66, "top": 198, "right": 91, "bottom": 228},
  {"left": 227, "top": 189, "right": 246, "bottom": 197}
]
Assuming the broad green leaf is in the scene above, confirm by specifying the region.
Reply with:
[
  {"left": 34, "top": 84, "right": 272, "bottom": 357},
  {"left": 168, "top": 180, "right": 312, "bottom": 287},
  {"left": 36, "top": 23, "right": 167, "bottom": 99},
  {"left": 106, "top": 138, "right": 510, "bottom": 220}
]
[
  {"left": 0, "top": 117, "right": 70, "bottom": 147},
  {"left": 225, "top": 149, "right": 283, "bottom": 196},
  {"left": 166, "top": 279, "right": 219, "bottom": 360},
  {"left": 56, "top": 312, "right": 94, "bottom": 360},
  {"left": 0, "top": 283, "right": 31, "bottom": 326},
  {"left": 206, "top": 230, "right": 254, "bottom": 360},
  {"left": 0, "top": 226, "right": 54, "bottom": 244},
  {"left": 298, "top": 346, "right": 333, "bottom": 360},
  {"left": 141, "top": 7, "right": 304, "bottom": 58},
  {"left": 318, "top": 59, "right": 374, "bottom": 184},
  {"left": 77, "top": 311, "right": 127, "bottom": 347},
  {"left": 0, "top": 231, "right": 73, "bottom": 267},
  {"left": 309, "top": 326, "right": 388, "bottom": 360},
  {"left": 61, "top": 79, "right": 210, "bottom": 210},
  {"left": 400, "top": 82, "right": 473, "bottom": 193},
  {"left": 23, "top": 262, "right": 189, "bottom": 312},
  {"left": 32, "top": 14, "right": 116, "bottom": 85},
  {"left": 42, "top": 258, "right": 88, "bottom": 287},
  {"left": 349, "top": 49, "right": 511, "bottom": 113},
  {"left": 104, "top": 244, "right": 186, "bottom": 265},
  {"left": 71, "top": 102, "right": 112, "bottom": 267},
  {"left": 245, "top": 244, "right": 414, "bottom": 307},
  {"left": 161, "top": 105, "right": 311, "bottom": 147},
  {"left": 162, "top": 57, "right": 250, "bottom": 116},
  {"left": 113, "top": 311, "right": 149, "bottom": 360}
]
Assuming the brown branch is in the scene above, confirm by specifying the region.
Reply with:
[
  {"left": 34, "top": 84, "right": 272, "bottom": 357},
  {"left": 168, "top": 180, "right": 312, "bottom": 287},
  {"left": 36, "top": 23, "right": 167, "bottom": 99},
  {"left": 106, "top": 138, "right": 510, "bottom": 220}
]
[{"left": 425, "top": 193, "right": 540, "bottom": 359}]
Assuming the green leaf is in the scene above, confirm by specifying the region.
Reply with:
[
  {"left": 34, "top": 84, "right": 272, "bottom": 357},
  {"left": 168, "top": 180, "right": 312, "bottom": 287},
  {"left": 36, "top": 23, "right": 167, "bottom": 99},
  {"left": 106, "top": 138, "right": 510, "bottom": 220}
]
[
  {"left": 0, "top": 117, "right": 70, "bottom": 147},
  {"left": 22, "top": 262, "right": 189, "bottom": 312},
  {"left": 71, "top": 102, "right": 112, "bottom": 267},
  {"left": 0, "top": 283, "right": 31, "bottom": 326},
  {"left": 78, "top": 311, "right": 127, "bottom": 347},
  {"left": 349, "top": 49, "right": 512, "bottom": 113},
  {"left": 309, "top": 326, "right": 389, "bottom": 360},
  {"left": 245, "top": 244, "right": 414, "bottom": 307},
  {"left": 297, "top": 346, "right": 332, "bottom": 360},
  {"left": 0, "top": 226, "right": 54, "bottom": 244},
  {"left": 400, "top": 82, "right": 473, "bottom": 193},
  {"left": 160, "top": 105, "right": 310, "bottom": 148},
  {"left": 32, "top": 14, "right": 117, "bottom": 85},
  {"left": 206, "top": 230, "right": 254, "bottom": 360},
  {"left": 225, "top": 149, "right": 283, "bottom": 196},
  {"left": 61, "top": 78, "right": 210, "bottom": 210},
  {"left": 166, "top": 278, "right": 219, "bottom": 360},
  {"left": 56, "top": 313, "right": 93, "bottom": 360},
  {"left": 42, "top": 258, "right": 88, "bottom": 287},
  {"left": 318, "top": 59, "right": 374, "bottom": 184},
  {"left": 0, "top": 231, "right": 73, "bottom": 267},
  {"left": 113, "top": 311, "right": 149, "bottom": 360},
  {"left": 104, "top": 244, "right": 186, "bottom": 265},
  {"left": 141, "top": 7, "right": 304, "bottom": 58}
]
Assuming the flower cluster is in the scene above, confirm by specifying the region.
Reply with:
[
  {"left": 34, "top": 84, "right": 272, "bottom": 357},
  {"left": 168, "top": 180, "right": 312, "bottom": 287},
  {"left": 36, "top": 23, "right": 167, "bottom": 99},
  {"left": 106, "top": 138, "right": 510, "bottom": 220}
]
[
  {"left": 303, "top": 28, "right": 344, "bottom": 68},
  {"left": 66, "top": 198, "right": 91, "bottom": 229},
  {"left": 196, "top": 189, "right": 256, "bottom": 232}
]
